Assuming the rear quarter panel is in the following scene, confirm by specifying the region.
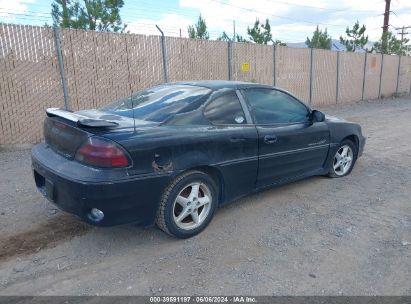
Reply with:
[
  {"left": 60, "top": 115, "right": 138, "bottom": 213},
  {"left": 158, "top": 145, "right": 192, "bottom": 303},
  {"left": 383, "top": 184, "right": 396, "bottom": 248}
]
[{"left": 104, "top": 125, "right": 259, "bottom": 204}]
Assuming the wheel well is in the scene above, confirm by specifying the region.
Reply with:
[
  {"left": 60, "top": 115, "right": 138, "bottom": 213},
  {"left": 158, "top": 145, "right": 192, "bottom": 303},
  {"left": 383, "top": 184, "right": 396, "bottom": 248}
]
[
  {"left": 187, "top": 166, "right": 224, "bottom": 204},
  {"left": 343, "top": 135, "right": 359, "bottom": 155}
]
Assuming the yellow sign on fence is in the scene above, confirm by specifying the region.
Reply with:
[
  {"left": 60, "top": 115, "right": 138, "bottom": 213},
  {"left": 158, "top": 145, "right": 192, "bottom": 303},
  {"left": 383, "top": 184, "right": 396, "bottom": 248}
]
[{"left": 241, "top": 63, "right": 250, "bottom": 72}]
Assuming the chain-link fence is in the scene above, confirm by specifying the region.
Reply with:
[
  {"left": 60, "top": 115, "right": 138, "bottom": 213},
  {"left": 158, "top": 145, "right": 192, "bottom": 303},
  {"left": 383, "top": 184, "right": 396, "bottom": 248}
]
[
  {"left": 0, "top": 24, "right": 63, "bottom": 145},
  {"left": 1, "top": 23, "right": 411, "bottom": 145}
]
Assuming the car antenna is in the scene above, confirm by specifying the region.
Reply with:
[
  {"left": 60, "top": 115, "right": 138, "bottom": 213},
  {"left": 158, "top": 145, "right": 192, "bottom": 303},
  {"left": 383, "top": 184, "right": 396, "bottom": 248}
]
[{"left": 131, "top": 90, "right": 136, "bottom": 131}]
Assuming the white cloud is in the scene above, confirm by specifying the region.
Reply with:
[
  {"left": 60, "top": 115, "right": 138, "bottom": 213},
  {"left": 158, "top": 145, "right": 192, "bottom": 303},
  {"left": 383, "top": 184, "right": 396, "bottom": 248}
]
[
  {"left": 179, "top": 0, "right": 291, "bottom": 38},
  {"left": 127, "top": 0, "right": 411, "bottom": 43},
  {"left": 177, "top": 0, "right": 394, "bottom": 41},
  {"left": 0, "top": 0, "right": 35, "bottom": 22},
  {"left": 127, "top": 13, "right": 193, "bottom": 37}
]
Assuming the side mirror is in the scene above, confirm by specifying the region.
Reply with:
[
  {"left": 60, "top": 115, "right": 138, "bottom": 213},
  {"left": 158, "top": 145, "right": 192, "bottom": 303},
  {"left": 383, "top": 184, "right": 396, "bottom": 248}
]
[{"left": 311, "top": 110, "right": 325, "bottom": 122}]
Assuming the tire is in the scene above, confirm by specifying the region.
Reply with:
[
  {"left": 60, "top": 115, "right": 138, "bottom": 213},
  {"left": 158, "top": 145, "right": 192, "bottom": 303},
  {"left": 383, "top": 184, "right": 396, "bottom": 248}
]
[
  {"left": 328, "top": 139, "right": 357, "bottom": 178},
  {"left": 156, "top": 170, "right": 218, "bottom": 238}
]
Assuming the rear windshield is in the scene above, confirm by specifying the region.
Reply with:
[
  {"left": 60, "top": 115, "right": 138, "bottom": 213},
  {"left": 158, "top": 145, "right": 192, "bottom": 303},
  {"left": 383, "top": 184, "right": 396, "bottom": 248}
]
[{"left": 100, "top": 85, "right": 211, "bottom": 123}]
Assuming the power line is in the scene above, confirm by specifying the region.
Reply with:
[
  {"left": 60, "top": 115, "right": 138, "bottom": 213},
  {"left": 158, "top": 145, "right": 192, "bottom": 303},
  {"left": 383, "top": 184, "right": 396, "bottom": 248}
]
[
  {"left": 1, "top": 0, "right": 393, "bottom": 30},
  {"left": 0, "top": 8, "right": 320, "bottom": 37},
  {"left": 259, "top": 0, "right": 385, "bottom": 13},
  {"left": 0, "top": 12, "right": 51, "bottom": 22},
  {"left": 209, "top": 0, "right": 353, "bottom": 28},
  {"left": 1, "top": 0, "right": 397, "bottom": 42},
  {"left": 1, "top": 0, "right": 381, "bottom": 30},
  {"left": 0, "top": 11, "right": 227, "bottom": 38},
  {"left": 0, "top": 0, "right": 392, "bottom": 24}
]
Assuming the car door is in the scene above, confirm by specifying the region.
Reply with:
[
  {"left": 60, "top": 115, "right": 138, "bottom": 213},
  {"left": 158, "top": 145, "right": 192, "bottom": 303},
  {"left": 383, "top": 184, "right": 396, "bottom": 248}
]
[
  {"left": 241, "top": 88, "right": 330, "bottom": 188},
  {"left": 203, "top": 89, "right": 259, "bottom": 203}
]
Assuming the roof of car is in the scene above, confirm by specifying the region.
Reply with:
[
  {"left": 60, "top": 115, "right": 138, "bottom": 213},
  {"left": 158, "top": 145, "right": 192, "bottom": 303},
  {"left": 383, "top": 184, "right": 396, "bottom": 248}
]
[{"left": 166, "top": 80, "right": 273, "bottom": 90}]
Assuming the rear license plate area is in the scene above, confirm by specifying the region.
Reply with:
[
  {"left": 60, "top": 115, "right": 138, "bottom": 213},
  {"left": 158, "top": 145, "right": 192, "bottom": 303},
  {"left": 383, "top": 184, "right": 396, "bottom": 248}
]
[{"left": 34, "top": 170, "right": 54, "bottom": 202}]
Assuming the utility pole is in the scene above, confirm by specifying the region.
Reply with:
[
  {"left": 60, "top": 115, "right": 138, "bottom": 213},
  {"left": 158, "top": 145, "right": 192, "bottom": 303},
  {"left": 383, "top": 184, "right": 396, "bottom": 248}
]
[
  {"left": 395, "top": 26, "right": 411, "bottom": 43},
  {"left": 382, "top": 0, "right": 391, "bottom": 51},
  {"left": 233, "top": 20, "right": 236, "bottom": 42},
  {"left": 394, "top": 26, "right": 411, "bottom": 55}
]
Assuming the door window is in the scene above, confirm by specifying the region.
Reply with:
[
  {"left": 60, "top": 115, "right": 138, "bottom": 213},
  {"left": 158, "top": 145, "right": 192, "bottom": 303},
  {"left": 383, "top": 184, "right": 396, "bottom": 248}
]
[
  {"left": 204, "top": 91, "right": 246, "bottom": 125},
  {"left": 243, "top": 89, "right": 309, "bottom": 124}
]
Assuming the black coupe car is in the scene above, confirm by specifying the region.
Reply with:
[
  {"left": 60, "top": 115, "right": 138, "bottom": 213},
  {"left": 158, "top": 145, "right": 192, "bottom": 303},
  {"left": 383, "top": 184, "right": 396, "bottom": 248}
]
[{"left": 32, "top": 81, "right": 365, "bottom": 238}]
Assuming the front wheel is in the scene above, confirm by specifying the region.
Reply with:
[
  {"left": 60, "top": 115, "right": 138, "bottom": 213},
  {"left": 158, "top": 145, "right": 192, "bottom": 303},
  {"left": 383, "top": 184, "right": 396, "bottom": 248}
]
[
  {"left": 156, "top": 170, "right": 218, "bottom": 238},
  {"left": 328, "top": 140, "right": 357, "bottom": 178}
]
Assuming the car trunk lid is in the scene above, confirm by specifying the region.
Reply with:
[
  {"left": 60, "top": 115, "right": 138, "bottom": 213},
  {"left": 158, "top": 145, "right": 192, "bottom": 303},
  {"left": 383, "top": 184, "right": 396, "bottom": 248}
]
[
  {"left": 44, "top": 108, "right": 151, "bottom": 159},
  {"left": 44, "top": 115, "right": 90, "bottom": 159}
]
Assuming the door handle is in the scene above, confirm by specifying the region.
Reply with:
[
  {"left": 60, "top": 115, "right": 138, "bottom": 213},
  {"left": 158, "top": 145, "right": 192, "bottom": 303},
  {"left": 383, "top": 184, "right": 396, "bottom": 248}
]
[
  {"left": 230, "top": 137, "right": 246, "bottom": 143},
  {"left": 264, "top": 135, "right": 277, "bottom": 144}
]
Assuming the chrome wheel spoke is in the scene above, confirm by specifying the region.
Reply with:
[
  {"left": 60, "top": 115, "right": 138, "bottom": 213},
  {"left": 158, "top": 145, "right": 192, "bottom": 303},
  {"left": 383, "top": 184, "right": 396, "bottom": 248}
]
[
  {"left": 191, "top": 210, "right": 199, "bottom": 224},
  {"left": 190, "top": 183, "right": 200, "bottom": 199},
  {"left": 197, "top": 195, "right": 210, "bottom": 207},
  {"left": 176, "top": 195, "right": 189, "bottom": 207},
  {"left": 333, "top": 162, "right": 341, "bottom": 170},
  {"left": 176, "top": 208, "right": 190, "bottom": 223}
]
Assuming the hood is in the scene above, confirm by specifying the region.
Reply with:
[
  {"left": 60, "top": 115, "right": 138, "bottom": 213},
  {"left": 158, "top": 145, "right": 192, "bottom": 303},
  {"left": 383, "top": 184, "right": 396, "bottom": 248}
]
[{"left": 325, "top": 114, "right": 347, "bottom": 122}]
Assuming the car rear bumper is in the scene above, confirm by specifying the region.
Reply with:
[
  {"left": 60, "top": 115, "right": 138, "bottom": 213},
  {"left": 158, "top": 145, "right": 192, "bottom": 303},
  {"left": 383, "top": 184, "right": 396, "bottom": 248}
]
[{"left": 31, "top": 143, "right": 172, "bottom": 227}]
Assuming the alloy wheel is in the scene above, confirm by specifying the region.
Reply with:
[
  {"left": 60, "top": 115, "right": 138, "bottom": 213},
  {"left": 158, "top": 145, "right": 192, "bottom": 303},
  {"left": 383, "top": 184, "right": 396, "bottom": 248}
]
[
  {"left": 333, "top": 144, "right": 353, "bottom": 176},
  {"left": 172, "top": 182, "right": 212, "bottom": 230}
]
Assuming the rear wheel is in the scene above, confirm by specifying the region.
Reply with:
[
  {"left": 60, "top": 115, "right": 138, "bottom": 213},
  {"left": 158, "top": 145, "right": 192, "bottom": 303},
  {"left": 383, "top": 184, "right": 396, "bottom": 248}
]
[
  {"left": 328, "top": 140, "right": 357, "bottom": 178},
  {"left": 156, "top": 170, "right": 218, "bottom": 238}
]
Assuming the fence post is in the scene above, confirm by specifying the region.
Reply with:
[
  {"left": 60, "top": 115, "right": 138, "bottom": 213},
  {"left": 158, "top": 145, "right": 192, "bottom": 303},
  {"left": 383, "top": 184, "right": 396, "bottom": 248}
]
[
  {"left": 396, "top": 55, "right": 401, "bottom": 95},
  {"left": 273, "top": 44, "right": 276, "bottom": 87},
  {"left": 361, "top": 52, "right": 367, "bottom": 100},
  {"left": 309, "top": 48, "right": 313, "bottom": 105},
  {"left": 155, "top": 25, "right": 168, "bottom": 83},
  {"left": 378, "top": 54, "right": 384, "bottom": 98},
  {"left": 336, "top": 51, "right": 340, "bottom": 104},
  {"left": 53, "top": 26, "right": 70, "bottom": 110},
  {"left": 228, "top": 41, "right": 232, "bottom": 80}
]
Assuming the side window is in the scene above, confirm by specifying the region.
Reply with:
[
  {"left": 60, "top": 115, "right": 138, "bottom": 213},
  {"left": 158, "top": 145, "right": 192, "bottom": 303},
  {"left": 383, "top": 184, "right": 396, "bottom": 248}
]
[
  {"left": 204, "top": 91, "right": 246, "bottom": 125},
  {"left": 243, "top": 89, "right": 309, "bottom": 124}
]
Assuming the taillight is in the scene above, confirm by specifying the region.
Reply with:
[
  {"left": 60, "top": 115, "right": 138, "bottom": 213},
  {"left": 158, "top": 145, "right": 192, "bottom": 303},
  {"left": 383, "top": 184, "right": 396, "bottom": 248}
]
[{"left": 75, "top": 137, "right": 130, "bottom": 168}]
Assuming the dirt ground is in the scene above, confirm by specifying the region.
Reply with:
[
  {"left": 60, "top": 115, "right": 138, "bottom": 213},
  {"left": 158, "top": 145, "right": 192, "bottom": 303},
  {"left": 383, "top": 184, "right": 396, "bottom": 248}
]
[{"left": 0, "top": 97, "right": 410, "bottom": 296}]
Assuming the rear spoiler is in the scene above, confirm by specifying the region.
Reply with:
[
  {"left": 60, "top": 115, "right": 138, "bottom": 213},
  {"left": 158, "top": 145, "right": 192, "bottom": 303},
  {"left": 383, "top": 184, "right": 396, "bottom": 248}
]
[{"left": 46, "top": 108, "right": 119, "bottom": 128}]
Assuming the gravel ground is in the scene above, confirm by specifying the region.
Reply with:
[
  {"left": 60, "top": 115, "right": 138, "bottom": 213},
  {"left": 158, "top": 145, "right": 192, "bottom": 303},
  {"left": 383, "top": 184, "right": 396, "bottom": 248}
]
[{"left": 0, "top": 97, "right": 410, "bottom": 296}]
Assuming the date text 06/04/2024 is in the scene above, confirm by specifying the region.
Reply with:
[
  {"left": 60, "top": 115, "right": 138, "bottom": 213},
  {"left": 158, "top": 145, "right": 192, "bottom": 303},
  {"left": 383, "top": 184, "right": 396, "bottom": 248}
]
[{"left": 149, "top": 296, "right": 257, "bottom": 303}]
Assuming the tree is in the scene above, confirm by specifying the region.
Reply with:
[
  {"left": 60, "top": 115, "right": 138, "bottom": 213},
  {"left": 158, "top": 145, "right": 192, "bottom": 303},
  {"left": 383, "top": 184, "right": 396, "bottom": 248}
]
[
  {"left": 306, "top": 25, "right": 332, "bottom": 49},
  {"left": 217, "top": 31, "right": 230, "bottom": 41},
  {"left": 247, "top": 18, "right": 272, "bottom": 44},
  {"left": 188, "top": 15, "right": 209, "bottom": 40},
  {"left": 273, "top": 39, "right": 286, "bottom": 46},
  {"left": 51, "top": 0, "right": 126, "bottom": 32},
  {"left": 372, "top": 31, "right": 409, "bottom": 55},
  {"left": 217, "top": 31, "right": 248, "bottom": 42},
  {"left": 51, "top": 0, "right": 70, "bottom": 28},
  {"left": 339, "top": 21, "right": 368, "bottom": 52},
  {"left": 236, "top": 35, "right": 248, "bottom": 43}
]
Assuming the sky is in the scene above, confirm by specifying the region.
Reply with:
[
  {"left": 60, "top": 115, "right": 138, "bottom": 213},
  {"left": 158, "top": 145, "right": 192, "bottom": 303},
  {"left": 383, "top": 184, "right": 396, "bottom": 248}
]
[{"left": 0, "top": 0, "right": 410, "bottom": 43}]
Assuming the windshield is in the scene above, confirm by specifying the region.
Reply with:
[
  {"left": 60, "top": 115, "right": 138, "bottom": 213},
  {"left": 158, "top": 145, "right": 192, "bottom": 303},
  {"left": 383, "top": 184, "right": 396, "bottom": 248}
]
[{"left": 100, "top": 85, "right": 211, "bottom": 123}]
